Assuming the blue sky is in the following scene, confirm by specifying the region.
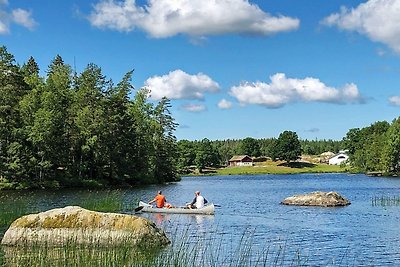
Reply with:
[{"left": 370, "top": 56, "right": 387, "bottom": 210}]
[{"left": 1, "top": 0, "right": 400, "bottom": 141}]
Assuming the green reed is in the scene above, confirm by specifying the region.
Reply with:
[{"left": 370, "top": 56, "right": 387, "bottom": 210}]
[
  {"left": 0, "top": 189, "right": 136, "bottom": 231},
  {"left": 0, "top": 228, "right": 309, "bottom": 267},
  {"left": 0, "top": 195, "right": 31, "bottom": 231},
  {"left": 371, "top": 195, "right": 400, "bottom": 207},
  {"left": 74, "top": 190, "right": 137, "bottom": 213}
]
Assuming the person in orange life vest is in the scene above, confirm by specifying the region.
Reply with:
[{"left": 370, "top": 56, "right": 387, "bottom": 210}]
[
  {"left": 187, "top": 191, "right": 208, "bottom": 209},
  {"left": 149, "top": 191, "right": 166, "bottom": 208}
]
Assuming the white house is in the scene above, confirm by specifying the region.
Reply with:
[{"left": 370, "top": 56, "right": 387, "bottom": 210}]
[{"left": 329, "top": 152, "right": 349, "bottom": 165}]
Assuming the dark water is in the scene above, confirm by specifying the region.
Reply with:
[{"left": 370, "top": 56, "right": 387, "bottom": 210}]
[{"left": 2, "top": 173, "right": 400, "bottom": 266}]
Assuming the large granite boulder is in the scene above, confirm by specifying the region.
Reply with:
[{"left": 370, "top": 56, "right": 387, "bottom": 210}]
[
  {"left": 281, "top": 191, "right": 350, "bottom": 207},
  {"left": 1, "top": 206, "right": 170, "bottom": 248}
]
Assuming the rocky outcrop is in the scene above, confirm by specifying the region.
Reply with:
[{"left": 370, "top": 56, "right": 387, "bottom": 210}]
[
  {"left": 1, "top": 206, "right": 170, "bottom": 248},
  {"left": 281, "top": 191, "right": 350, "bottom": 207}
]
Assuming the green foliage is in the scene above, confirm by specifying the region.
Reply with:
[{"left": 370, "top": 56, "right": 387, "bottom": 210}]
[
  {"left": 195, "top": 138, "right": 220, "bottom": 173},
  {"left": 301, "top": 139, "right": 342, "bottom": 155},
  {"left": 240, "top": 137, "right": 261, "bottom": 157},
  {"left": 382, "top": 118, "right": 400, "bottom": 173},
  {"left": 176, "top": 137, "right": 343, "bottom": 173},
  {"left": 344, "top": 121, "right": 391, "bottom": 172},
  {"left": 216, "top": 162, "right": 344, "bottom": 175},
  {"left": 177, "top": 140, "right": 197, "bottom": 172},
  {"left": 0, "top": 46, "right": 31, "bottom": 183},
  {"left": 272, "top": 131, "right": 302, "bottom": 163},
  {"left": 0, "top": 47, "right": 179, "bottom": 189}
]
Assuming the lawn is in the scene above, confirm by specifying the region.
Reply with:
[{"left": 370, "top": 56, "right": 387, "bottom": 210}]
[{"left": 214, "top": 161, "right": 347, "bottom": 176}]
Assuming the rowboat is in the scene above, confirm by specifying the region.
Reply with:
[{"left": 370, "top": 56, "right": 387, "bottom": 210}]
[{"left": 137, "top": 201, "right": 215, "bottom": 215}]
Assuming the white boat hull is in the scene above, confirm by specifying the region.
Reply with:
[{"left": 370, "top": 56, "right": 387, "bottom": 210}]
[{"left": 138, "top": 201, "right": 215, "bottom": 215}]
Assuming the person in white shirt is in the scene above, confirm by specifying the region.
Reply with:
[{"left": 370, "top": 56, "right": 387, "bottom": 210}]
[{"left": 188, "top": 191, "right": 208, "bottom": 209}]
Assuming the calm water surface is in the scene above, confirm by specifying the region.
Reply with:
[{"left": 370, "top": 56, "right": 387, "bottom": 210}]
[{"left": 2, "top": 173, "right": 400, "bottom": 266}]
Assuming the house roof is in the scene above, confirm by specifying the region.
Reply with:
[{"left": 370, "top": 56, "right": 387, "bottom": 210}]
[
  {"left": 321, "top": 151, "right": 335, "bottom": 157},
  {"left": 229, "top": 155, "right": 252, "bottom": 161}
]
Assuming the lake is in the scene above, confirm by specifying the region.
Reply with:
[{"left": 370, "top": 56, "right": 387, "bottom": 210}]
[{"left": 2, "top": 173, "right": 400, "bottom": 266}]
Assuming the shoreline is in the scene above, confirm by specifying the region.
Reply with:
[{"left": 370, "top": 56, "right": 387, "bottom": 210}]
[{"left": 184, "top": 161, "right": 351, "bottom": 176}]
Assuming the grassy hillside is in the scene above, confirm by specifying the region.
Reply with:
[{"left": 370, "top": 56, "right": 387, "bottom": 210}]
[{"left": 201, "top": 161, "right": 347, "bottom": 176}]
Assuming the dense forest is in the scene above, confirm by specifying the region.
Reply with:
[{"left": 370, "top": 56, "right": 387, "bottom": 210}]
[
  {"left": 177, "top": 135, "right": 343, "bottom": 173},
  {"left": 343, "top": 119, "right": 400, "bottom": 174},
  {"left": 177, "top": 119, "right": 400, "bottom": 175},
  {"left": 1, "top": 46, "right": 399, "bottom": 189},
  {"left": 0, "top": 46, "right": 178, "bottom": 189}
]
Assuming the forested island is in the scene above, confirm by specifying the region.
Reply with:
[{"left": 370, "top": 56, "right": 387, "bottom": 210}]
[{"left": 1, "top": 46, "right": 399, "bottom": 190}]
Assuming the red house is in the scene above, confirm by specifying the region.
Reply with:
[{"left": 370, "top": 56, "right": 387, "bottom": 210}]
[{"left": 228, "top": 155, "right": 253, "bottom": 167}]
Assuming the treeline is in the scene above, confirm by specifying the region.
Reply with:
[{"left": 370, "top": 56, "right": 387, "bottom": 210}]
[
  {"left": 0, "top": 46, "right": 178, "bottom": 189},
  {"left": 343, "top": 118, "right": 400, "bottom": 174},
  {"left": 3, "top": 46, "right": 398, "bottom": 189},
  {"left": 177, "top": 136, "right": 343, "bottom": 173}
]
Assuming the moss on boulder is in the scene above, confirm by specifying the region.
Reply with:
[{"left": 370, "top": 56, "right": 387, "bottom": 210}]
[
  {"left": 281, "top": 191, "right": 351, "bottom": 207},
  {"left": 1, "top": 206, "right": 170, "bottom": 248}
]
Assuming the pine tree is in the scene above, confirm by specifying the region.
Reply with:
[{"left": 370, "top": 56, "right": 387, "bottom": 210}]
[{"left": 0, "top": 46, "right": 30, "bottom": 182}]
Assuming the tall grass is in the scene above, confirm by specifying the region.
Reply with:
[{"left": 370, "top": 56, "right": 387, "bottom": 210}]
[
  {"left": 371, "top": 195, "right": 400, "bottom": 206},
  {"left": 76, "top": 190, "right": 136, "bottom": 213},
  {"left": 0, "top": 195, "right": 32, "bottom": 233},
  {"left": 0, "top": 190, "right": 136, "bottom": 233},
  {"left": 1, "top": 228, "right": 309, "bottom": 267},
  {"left": 0, "top": 192, "right": 311, "bottom": 266}
]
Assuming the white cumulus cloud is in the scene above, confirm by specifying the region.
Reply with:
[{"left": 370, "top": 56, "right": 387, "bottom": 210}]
[
  {"left": 0, "top": 19, "right": 8, "bottom": 34},
  {"left": 11, "top": 8, "right": 37, "bottom": 30},
  {"left": 144, "top": 69, "right": 219, "bottom": 100},
  {"left": 89, "top": 0, "right": 299, "bottom": 38},
  {"left": 389, "top": 96, "right": 400, "bottom": 106},
  {"left": 0, "top": 2, "right": 37, "bottom": 34},
  {"left": 229, "top": 73, "right": 364, "bottom": 108},
  {"left": 181, "top": 103, "right": 206, "bottom": 113},
  {"left": 322, "top": 0, "right": 400, "bottom": 53},
  {"left": 218, "top": 99, "right": 233, "bottom": 109}
]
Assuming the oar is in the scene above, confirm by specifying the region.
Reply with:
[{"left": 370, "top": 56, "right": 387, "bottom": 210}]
[{"left": 134, "top": 206, "right": 144, "bottom": 212}]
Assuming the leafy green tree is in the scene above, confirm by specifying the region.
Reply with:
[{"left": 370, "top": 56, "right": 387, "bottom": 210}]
[
  {"left": 343, "top": 128, "right": 365, "bottom": 157},
  {"left": 177, "top": 140, "right": 197, "bottom": 172},
  {"left": 18, "top": 57, "right": 46, "bottom": 183},
  {"left": 102, "top": 70, "right": 136, "bottom": 183},
  {"left": 240, "top": 137, "right": 261, "bottom": 157},
  {"left": 0, "top": 47, "right": 183, "bottom": 189},
  {"left": 344, "top": 121, "right": 389, "bottom": 172},
  {"left": 151, "top": 97, "right": 178, "bottom": 182},
  {"left": 195, "top": 138, "right": 220, "bottom": 172},
  {"left": 301, "top": 139, "right": 342, "bottom": 155},
  {"left": 47, "top": 55, "right": 64, "bottom": 74},
  {"left": 23, "top": 55, "right": 74, "bottom": 183},
  {"left": 71, "top": 63, "right": 108, "bottom": 180},
  {"left": 382, "top": 117, "right": 400, "bottom": 173},
  {"left": 214, "top": 139, "right": 240, "bottom": 165},
  {"left": 272, "top": 131, "right": 302, "bottom": 163},
  {"left": 128, "top": 87, "right": 154, "bottom": 183},
  {"left": 21, "top": 56, "right": 39, "bottom": 77},
  {"left": 259, "top": 138, "right": 276, "bottom": 158},
  {"left": 0, "top": 46, "right": 30, "bottom": 182}
]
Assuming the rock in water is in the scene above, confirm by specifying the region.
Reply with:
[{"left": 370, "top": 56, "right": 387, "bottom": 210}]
[
  {"left": 1, "top": 206, "right": 170, "bottom": 248},
  {"left": 281, "top": 191, "right": 350, "bottom": 207}
]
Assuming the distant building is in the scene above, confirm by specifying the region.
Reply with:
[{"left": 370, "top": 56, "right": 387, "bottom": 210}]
[
  {"left": 320, "top": 151, "right": 335, "bottom": 164},
  {"left": 329, "top": 151, "right": 349, "bottom": 165},
  {"left": 228, "top": 155, "right": 253, "bottom": 167}
]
